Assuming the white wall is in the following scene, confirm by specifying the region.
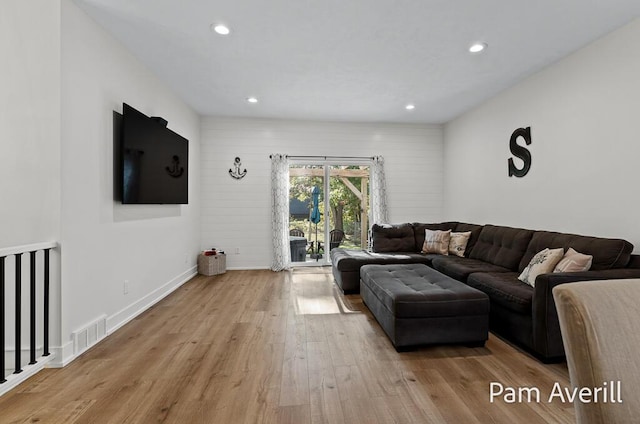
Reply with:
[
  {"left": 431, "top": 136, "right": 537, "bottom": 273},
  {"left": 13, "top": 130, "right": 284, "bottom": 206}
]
[
  {"left": 0, "top": 0, "right": 63, "bottom": 378},
  {"left": 201, "top": 118, "right": 443, "bottom": 269},
  {"left": 58, "top": 0, "right": 201, "bottom": 363},
  {"left": 0, "top": 0, "right": 61, "bottom": 247},
  {"left": 444, "top": 19, "right": 640, "bottom": 250}
]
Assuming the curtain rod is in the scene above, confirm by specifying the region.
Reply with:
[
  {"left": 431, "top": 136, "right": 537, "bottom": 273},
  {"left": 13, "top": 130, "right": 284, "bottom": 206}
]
[{"left": 269, "top": 154, "right": 376, "bottom": 160}]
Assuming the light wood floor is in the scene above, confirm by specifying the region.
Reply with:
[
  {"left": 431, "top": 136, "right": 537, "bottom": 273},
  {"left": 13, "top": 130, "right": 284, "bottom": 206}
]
[{"left": 0, "top": 268, "right": 575, "bottom": 423}]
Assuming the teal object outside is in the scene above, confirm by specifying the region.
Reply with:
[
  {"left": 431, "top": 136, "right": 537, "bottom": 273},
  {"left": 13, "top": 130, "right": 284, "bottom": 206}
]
[
  {"left": 310, "top": 186, "right": 321, "bottom": 224},
  {"left": 310, "top": 186, "right": 322, "bottom": 260}
]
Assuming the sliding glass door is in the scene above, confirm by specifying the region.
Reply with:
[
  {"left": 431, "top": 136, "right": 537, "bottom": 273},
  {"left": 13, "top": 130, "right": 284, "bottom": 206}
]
[
  {"left": 288, "top": 161, "right": 370, "bottom": 266},
  {"left": 289, "top": 164, "right": 326, "bottom": 265},
  {"left": 328, "top": 165, "right": 370, "bottom": 251}
]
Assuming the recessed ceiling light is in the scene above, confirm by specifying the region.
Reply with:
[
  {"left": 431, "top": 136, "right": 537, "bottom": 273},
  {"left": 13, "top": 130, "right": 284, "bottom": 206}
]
[
  {"left": 469, "top": 42, "right": 487, "bottom": 53},
  {"left": 247, "top": 97, "right": 258, "bottom": 104},
  {"left": 405, "top": 104, "right": 415, "bottom": 110},
  {"left": 212, "top": 24, "right": 230, "bottom": 35}
]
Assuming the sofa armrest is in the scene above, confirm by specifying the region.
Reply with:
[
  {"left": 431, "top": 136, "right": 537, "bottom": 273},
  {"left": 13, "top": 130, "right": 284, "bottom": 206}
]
[
  {"left": 532, "top": 269, "right": 640, "bottom": 360},
  {"left": 626, "top": 254, "right": 640, "bottom": 269}
]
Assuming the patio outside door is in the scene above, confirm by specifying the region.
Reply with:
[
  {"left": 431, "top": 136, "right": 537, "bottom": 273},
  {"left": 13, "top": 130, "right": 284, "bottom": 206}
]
[{"left": 289, "top": 161, "right": 370, "bottom": 266}]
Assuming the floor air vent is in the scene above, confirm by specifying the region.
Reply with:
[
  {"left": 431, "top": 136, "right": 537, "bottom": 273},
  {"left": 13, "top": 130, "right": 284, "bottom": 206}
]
[{"left": 72, "top": 315, "right": 107, "bottom": 355}]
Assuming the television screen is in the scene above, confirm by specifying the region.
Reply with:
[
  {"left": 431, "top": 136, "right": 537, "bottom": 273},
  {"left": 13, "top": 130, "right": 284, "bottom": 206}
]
[{"left": 120, "top": 103, "right": 189, "bottom": 204}]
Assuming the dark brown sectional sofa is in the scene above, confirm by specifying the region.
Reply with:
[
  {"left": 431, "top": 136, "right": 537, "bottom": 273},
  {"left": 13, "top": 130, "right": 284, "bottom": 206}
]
[{"left": 330, "top": 222, "right": 640, "bottom": 362}]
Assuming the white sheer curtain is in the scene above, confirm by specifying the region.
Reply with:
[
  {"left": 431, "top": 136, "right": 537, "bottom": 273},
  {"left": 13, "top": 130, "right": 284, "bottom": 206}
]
[
  {"left": 369, "top": 155, "right": 389, "bottom": 249},
  {"left": 271, "top": 154, "right": 291, "bottom": 271}
]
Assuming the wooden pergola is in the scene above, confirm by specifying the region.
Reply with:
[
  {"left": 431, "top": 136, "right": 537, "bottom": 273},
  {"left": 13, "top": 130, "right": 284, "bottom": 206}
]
[{"left": 289, "top": 166, "right": 369, "bottom": 248}]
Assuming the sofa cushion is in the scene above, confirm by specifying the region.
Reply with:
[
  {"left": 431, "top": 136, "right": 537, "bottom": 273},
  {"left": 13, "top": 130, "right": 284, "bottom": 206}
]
[
  {"left": 469, "top": 224, "right": 534, "bottom": 270},
  {"left": 371, "top": 223, "right": 415, "bottom": 253},
  {"left": 421, "top": 229, "right": 451, "bottom": 255},
  {"left": 412, "top": 222, "right": 459, "bottom": 252},
  {"left": 517, "top": 230, "right": 634, "bottom": 272},
  {"left": 330, "top": 248, "right": 436, "bottom": 272},
  {"left": 453, "top": 222, "right": 484, "bottom": 256},
  {"left": 467, "top": 272, "right": 534, "bottom": 315},
  {"left": 431, "top": 256, "right": 511, "bottom": 282}
]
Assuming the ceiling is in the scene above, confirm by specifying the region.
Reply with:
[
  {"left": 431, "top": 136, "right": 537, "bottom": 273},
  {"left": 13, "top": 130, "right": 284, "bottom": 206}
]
[{"left": 75, "top": 0, "right": 640, "bottom": 124}]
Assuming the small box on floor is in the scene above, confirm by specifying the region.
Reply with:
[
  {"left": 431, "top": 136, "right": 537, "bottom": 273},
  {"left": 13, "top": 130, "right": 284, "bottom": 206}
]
[{"left": 198, "top": 252, "right": 226, "bottom": 276}]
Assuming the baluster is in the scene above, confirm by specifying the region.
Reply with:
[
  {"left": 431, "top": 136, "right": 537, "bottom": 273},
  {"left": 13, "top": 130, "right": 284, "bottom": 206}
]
[
  {"left": 29, "top": 251, "right": 37, "bottom": 365},
  {"left": 1, "top": 256, "right": 5, "bottom": 383},
  {"left": 14, "top": 253, "right": 22, "bottom": 374},
  {"left": 43, "top": 249, "right": 50, "bottom": 357}
]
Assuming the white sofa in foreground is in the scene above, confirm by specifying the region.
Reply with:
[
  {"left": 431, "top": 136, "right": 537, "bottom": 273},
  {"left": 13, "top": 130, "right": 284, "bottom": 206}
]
[{"left": 553, "top": 279, "right": 640, "bottom": 424}]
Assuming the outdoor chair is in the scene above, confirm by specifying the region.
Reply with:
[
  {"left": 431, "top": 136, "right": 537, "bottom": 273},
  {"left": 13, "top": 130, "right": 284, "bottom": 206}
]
[
  {"left": 329, "top": 229, "right": 345, "bottom": 250},
  {"left": 289, "top": 229, "right": 304, "bottom": 237}
]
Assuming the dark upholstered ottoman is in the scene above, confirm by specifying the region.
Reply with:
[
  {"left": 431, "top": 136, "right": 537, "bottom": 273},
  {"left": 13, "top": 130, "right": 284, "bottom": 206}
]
[{"left": 360, "top": 264, "right": 490, "bottom": 351}]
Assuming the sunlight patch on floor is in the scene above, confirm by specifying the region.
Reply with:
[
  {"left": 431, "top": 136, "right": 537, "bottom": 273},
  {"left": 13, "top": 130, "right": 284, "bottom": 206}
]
[
  {"left": 294, "top": 294, "right": 341, "bottom": 315},
  {"left": 290, "top": 267, "right": 360, "bottom": 315}
]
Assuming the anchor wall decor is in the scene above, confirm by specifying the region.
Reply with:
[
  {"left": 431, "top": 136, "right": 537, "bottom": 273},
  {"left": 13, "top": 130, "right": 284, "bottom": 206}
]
[
  {"left": 166, "top": 155, "right": 184, "bottom": 178},
  {"left": 229, "top": 157, "right": 247, "bottom": 180}
]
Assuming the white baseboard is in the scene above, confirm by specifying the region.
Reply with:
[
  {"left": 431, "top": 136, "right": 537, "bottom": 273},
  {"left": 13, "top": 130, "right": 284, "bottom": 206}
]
[
  {"left": 47, "top": 266, "right": 197, "bottom": 368},
  {"left": 107, "top": 266, "right": 197, "bottom": 335},
  {"left": 2, "top": 266, "right": 195, "bottom": 395},
  {"left": 47, "top": 341, "right": 73, "bottom": 368},
  {"left": 1, "top": 354, "right": 55, "bottom": 397}
]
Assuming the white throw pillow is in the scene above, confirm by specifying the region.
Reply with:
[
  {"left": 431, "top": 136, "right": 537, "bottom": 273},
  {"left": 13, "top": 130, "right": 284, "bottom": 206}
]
[{"left": 518, "top": 248, "right": 565, "bottom": 287}]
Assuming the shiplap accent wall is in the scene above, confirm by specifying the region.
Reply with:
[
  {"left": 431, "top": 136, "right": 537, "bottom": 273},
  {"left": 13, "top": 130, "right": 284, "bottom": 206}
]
[{"left": 200, "top": 117, "right": 444, "bottom": 269}]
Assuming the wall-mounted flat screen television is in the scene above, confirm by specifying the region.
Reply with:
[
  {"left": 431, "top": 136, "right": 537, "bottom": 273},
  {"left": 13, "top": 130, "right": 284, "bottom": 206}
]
[{"left": 118, "top": 103, "right": 189, "bottom": 204}]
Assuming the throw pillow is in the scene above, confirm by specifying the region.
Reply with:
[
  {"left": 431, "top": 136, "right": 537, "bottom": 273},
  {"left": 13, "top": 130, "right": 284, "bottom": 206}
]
[
  {"left": 518, "top": 248, "right": 565, "bottom": 287},
  {"left": 554, "top": 248, "right": 593, "bottom": 273},
  {"left": 448, "top": 231, "right": 472, "bottom": 257},
  {"left": 422, "top": 229, "right": 451, "bottom": 255}
]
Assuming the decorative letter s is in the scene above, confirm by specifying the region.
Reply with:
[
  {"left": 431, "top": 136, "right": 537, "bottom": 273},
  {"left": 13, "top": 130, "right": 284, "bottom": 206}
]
[{"left": 508, "top": 127, "right": 532, "bottom": 177}]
